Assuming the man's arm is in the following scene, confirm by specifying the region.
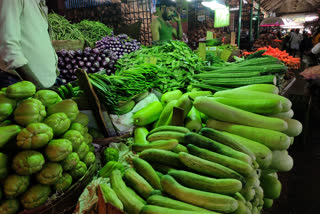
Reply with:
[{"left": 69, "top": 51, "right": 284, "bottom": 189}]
[
  {"left": 151, "top": 19, "right": 160, "bottom": 41},
  {"left": 0, "top": 0, "right": 28, "bottom": 71}
]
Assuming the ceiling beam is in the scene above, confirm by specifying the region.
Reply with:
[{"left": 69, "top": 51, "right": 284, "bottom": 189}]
[
  {"left": 264, "top": 0, "right": 284, "bottom": 11},
  {"left": 305, "top": 0, "right": 318, "bottom": 5}
]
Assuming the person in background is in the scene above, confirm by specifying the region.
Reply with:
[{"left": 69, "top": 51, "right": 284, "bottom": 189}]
[
  {"left": 300, "top": 31, "right": 313, "bottom": 60},
  {"left": 0, "top": 0, "right": 58, "bottom": 89},
  {"left": 290, "top": 29, "right": 302, "bottom": 57},
  {"left": 151, "top": 0, "right": 183, "bottom": 43}
]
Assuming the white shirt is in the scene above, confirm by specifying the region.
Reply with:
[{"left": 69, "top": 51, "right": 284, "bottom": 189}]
[{"left": 0, "top": 0, "right": 58, "bottom": 88}]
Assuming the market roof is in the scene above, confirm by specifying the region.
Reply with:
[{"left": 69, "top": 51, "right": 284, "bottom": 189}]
[
  {"left": 261, "top": 0, "right": 320, "bottom": 15},
  {"left": 228, "top": 0, "right": 320, "bottom": 15}
]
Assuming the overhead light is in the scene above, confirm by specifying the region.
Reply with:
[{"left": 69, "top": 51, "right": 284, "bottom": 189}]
[
  {"left": 243, "top": 0, "right": 248, "bottom": 4},
  {"left": 230, "top": 7, "right": 239, "bottom": 11},
  {"left": 201, "top": 0, "right": 227, "bottom": 10}
]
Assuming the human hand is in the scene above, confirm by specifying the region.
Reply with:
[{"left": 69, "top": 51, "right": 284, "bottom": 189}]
[{"left": 172, "top": 12, "right": 181, "bottom": 23}]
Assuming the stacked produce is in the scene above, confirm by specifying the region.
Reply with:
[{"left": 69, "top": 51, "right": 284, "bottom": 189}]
[
  {"left": 88, "top": 64, "right": 159, "bottom": 114},
  {"left": 116, "top": 41, "right": 204, "bottom": 93},
  {"left": 95, "top": 34, "right": 141, "bottom": 60},
  {"left": 242, "top": 47, "right": 301, "bottom": 70},
  {"left": 193, "top": 55, "right": 288, "bottom": 92},
  {"left": 48, "top": 13, "right": 113, "bottom": 46},
  {"left": 56, "top": 83, "right": 84, "bottom": 99},
  {"left": 252, "top": 34, "right": 282, "bottom": 49},
  {"left": 57, "top": 47, "right": 112, "bottom": 83},
  {"left": 95, "top": 83, "right": 302, "bottom": 214},
  {"left": 57, "top": 34, "right": 141, "bottom": 84},
  {"left": 0, "top": 81, "right": 95, "bottom": 213}
]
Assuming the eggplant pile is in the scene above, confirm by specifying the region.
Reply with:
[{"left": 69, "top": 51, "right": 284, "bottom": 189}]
[
  {"left": 57, "top": 48, "right": 112, "bottom": 84},
  {"left": 57, "top": 34, "right": 141, "bottom": 84},
  {"left": 95, "top": 34, "right": 141, "bottom": 61}
]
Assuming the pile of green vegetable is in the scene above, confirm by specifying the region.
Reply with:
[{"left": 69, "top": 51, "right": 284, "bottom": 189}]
[
  {"left": 116, "top": 41, "right": 204, "bottom": 93},
  {"left": 193, "top": 56, "right": 288, "bottom": 92},
  {"left": 48, "top": 13, "right": 112, "bottom": 46},
  {"left": 88, "top": 64, "right": 160, "bottom": 113},
  {"left": 0, "top": 81, "right": 96, "bottom": 213},
  {"left": 96, "top": 84, "right": 302, "bottom": 214}
]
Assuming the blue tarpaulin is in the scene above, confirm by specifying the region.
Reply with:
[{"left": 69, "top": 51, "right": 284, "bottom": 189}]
[{"left": 65, "top": 0, "right": 111, "bottom": 9}]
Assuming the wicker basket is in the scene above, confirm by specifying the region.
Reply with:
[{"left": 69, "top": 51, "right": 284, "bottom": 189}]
[
  {"left": 52, "top": 40, "right": 85, "bottom": 51},
  {"left": 18, "top": 161, "right": 97, "bottom": 214}
]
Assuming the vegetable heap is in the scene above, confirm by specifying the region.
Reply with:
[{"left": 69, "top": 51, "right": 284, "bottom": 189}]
[
  {"left": 48, "top": 13, "right": 113, "bottom": 46},
  {"left": 57, "top": 34, "right": 141, "bottom": 84},
  {"left": 116, "top": 41, "right": 204, "bottom": 93},
  {"left": 0, "top": 81, "right": 96, "bottom": 213},
  {"left": 96, "top": 84, "right": 302, "bottom": 214},
  {"left": 88, "top": 64, "right": 159, "bottom": 113},
  {"left": 242, "top": 47, "right": 301, "bottom": 70},
  {"left": 75, "top": 20, "right": 113, "bottom": 45},
  {"left": 192, "top": 56, "right": 288, "bottom": 92},
  {"left": 57, "top": 47, "right": 114, "bottom": 83}
]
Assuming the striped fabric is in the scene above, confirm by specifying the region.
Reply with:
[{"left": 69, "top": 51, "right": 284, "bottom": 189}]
[{"left": 65, "top": 0, "right": 110, "bottom": 9}]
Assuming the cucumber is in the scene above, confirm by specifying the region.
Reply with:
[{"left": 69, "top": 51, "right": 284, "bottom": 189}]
[
  {"left": 269, "top": 150, "right": 293, "bottom": 172},
  {"left": 124, "top": 168, "right": 154, "bottom": 199},
  {"left": 184, "top": 132, "right": 252, "bottom": 165},
  {"left": 290, "top": 137, "right": 294, "bottom": 145},
  {"left": 132, "top": 139, "right": 178, "bottom": 152},
  {"left": 139, "top": 149, "right": 185, "bottom": 168},
  {"left": 148, "top": 126, "right": 190, "bottom": 135},
  {"left": 233, "top": 200, "right": 251, "bottom": 214},
  {"left": 194, "top": 97, "right": 288, "bottom": 132},
  {"left": 161, "top": 175, "right": 239, "bottom": 213},
  {"left": 110, "top": 170, "right": 144, "bottom": 214},
  {"left": 233, "top": 193, "right": 246, "bottom": 202},
  {"left": 147, "top": 195, "right": 219, "bottom": 213},
  {"left": 200, "top": 128, "right": 272, "bottom": 169},
  {"left": 176, "top": 94, "right": 192, "bottom": 118},
  {"left": 263, "top": 198, "right": 274, "bottom": 209},
  {"left": 199, "top": 128, "right": 256, "bottom": 161},
  {"left": 260, "top": 173, "right": 282, "bottom": 199},
  {"left": 140, "top": 205, "right": 218, "bottom": 214},
  {"left": 132, "top": 158, "right": 161, "bottom": 190},
  {"left": 168, "top": 170, "right": 242, "bottom": 195},
  {"left": 185, "top": 107, "right": 202, "bottom": 132},
  {"left": 207, "top": 119, "right": 291, "bottom": 151},
  {"left": 161, "top": 90, "right": 183, "bottom": 105},
  {"left": 178, "top": 152, "right": 245, "bottom": 182},
  {"left": 127, "top": 187, "right": 146, "bottom": 204},
  {"left": 213, "top": 89, "right": 291, "bottom": 112},
  {"left": 149, "top": 189, "right": 162, "bottom": 196},
  {"left": 212, "top": 97, "right": 283, "bottom": 114},
  {"left": 151, "top": 163, "right": 176, "bottom": 174},
  {"left": 172, "top": 144, "right": 188, "bottom": 153},
  {"left": 155, "top": 100, "right": 178, "bottom": 127},
  {"left": 233, "top": 84, "right": 279, "bottom": 94},
  {"left": 134, "top": 127, "right": 149, "bottom": 145},
  {"left": 147, "top": 131, "right": 185, "bottom": 143},
  {"left": 268, "top": 109, "right": 294, "bottom": 118},
  {"left": 134, "top": 91, "right": 149, "bottom": 103},
  {"left": 239, "top": 185, "right": 255, "bottom": 201},
  {"left": 187, "top": 144, "right": 254, "bottom": 176},
  {"left": 185, "top": 91, "right": 212, "bottom": 100},
  {"left": 281, "top": 118, "right": 303, "bottom": 137},
  {"left": 133, "top": 101, "right": 163, "bottom": 126},
  {"left": 99, "top": 183, "right": 123, "bottom": 210},
  {"left": 117, "top": 100, "right": 135, "bottom": 115}
]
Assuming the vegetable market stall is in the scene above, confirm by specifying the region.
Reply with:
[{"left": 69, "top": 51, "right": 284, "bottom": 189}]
[{"left": 0, "top": 81, "right": 98, "bottom": 214}]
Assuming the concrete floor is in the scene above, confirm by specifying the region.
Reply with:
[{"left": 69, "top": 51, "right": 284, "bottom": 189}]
[{"left": 264, "top": 71, "right": 320, "bottom": 214}]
